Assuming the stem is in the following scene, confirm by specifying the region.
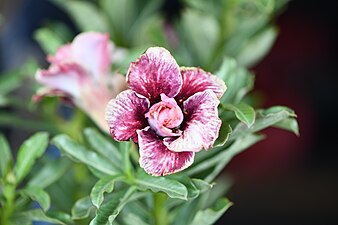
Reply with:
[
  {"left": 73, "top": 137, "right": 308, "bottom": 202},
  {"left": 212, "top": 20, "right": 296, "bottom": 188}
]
[
  {"left": 1, "top": 184, "right": 15, "bottom": 225},
  {"left": 153, "top": 192, "right": 168, "bottom": 225}
]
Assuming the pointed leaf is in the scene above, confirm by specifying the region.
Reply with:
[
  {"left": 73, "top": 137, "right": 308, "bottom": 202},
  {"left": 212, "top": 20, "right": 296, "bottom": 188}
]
[
  {"left": 52, "top": 134, "right": 120, "bottom": 176},
  {"left": 0, "top": 134, "right": 12, "bottom": 178},
  {"left": 274, "top": 118, "right": 299, "bottom": 136},
  {"left": 223, "top": 103, "right": 256, "bottom": 127},
  {"left": 189, "top": 198, "right": 233, "bottom": 225},
  {"left": 90, "top": 175, "right": 121, "bottom": 208},
  {"left": 213, "top": 122, "right": 232, "bottom": 147},
  {"left": 11, "top": 209, "right": 67, "bottom": 225},
  {"left": 230, "top": 106, "right": 297, "bottom": 140},
  {"left": 135, "top": 171, "right": 188, "bottom": 200},
  {"left": 90, "top": 187, "right": 136, "bottom": 225},
  {"left": 20, "top": 186, "right": 51, "bottom": 211},
  {"left": 84, "top": 128, "right": 122, "bottom": 168},
  {"left": 71, "top": 196, "right": 94, "bottom": 220},
  {"left": 14, "top": 132, "right": 49, "bottom": 183},
  {"left": 28, "top": 158, "right": 72, "bottom": 188}
]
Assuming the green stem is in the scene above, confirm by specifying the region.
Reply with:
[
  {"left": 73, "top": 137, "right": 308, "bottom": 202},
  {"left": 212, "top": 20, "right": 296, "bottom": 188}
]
[
  {"left": 1, "top": 184, "right": 15, "bottom": 225},
  {"left": 153, "top": 192, "right": 168, "bottom": 225}
]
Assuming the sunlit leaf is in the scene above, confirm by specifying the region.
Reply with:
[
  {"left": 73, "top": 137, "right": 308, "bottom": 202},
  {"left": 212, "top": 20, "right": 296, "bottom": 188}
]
[
  {"left": 52, "top": 134, "right": 120, "bottom": 176},
  {"left": 14, "top": 132, "right": 49, "bottom": 183},
  {"left": 90, "top": 175, "right": 122, "bottom": 208},
  {"left": 222, "top": 102, "right": 256, "bottom": 127},
  {"left": 71, "top": 196, "right": 94, "bottom": 220},
  {"left": 0, "top": 134, "right": 12, "bottom": 178},
  {"left": 20, "top": 186, "right": 51, "bottom": 211},
  {"left": 90, "top": 187, "right": 136, "bottom": 225},
  {"left": 135, "top": 171, "right": 188, "bottom": 200},
  {"left": 189, "top": 198, "right": 233, "bottom": 225}
]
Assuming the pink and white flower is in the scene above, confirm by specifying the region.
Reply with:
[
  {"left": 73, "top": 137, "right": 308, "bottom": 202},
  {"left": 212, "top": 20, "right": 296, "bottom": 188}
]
[
  {"left": 35, "top": 32, "right": 126, "bottom": 131},
  {"left": 106, "top": 47, "right": 226, "bottom": 176}
]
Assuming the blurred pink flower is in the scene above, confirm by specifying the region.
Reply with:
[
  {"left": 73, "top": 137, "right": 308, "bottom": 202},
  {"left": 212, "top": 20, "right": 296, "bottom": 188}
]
[
  {"left": 106, "top": 47, "right": 226, "bottom": 176},
  {"left": 35, "top": 32, "right": 126, "bottom": 131}
]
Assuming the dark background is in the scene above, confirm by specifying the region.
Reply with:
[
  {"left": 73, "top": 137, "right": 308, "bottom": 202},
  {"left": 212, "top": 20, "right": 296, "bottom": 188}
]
[{"left": 1, "top": 0, "right": 337, "bottom": 224}]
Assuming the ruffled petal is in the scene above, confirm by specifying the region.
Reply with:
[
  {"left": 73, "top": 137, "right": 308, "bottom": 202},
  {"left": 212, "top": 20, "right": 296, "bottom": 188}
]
[
  {"left": 175, "top": 67, "right": 226, "bottom": 102},
  {"left": 35, "top": 64, "right": 86, "bottom": 98},
  {"left": 105, "top": 90, "right": 150, "bottom": 142},
  {"left": 138, "top": 127, "right": 195, "bottom": 176},
  {"left": 127, "top": 47, "right": 182, "bottom": 103},
  {"left": 72, "top": 32, "right": 111, "bottom": 79},
  {"left": 164, "top": 90, "right": 221, "bottom": 152}
]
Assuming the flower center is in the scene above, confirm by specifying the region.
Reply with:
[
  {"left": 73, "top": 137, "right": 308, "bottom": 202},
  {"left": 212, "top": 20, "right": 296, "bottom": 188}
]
[{"left": 145, "top": 93, "right": 183, "bottom": 137}]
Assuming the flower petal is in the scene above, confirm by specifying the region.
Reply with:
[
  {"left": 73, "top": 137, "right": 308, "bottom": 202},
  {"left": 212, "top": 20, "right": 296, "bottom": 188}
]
[
  {"left": 105, "top": 90, "right": 150, "bottom": 142},
  {"left": 175, "top": 67, "right": 226, "bottom": 102},
  {"left": 127, "top": 47, "right": 182, "bottom": 103},
  {"left": 164, "top": 90, "right": 221, "bottom": 152},
  {"left": 35, "top": 64, "right": 86, "bottom": 98},
  {"left": 72, "top": 32, "right": 112, "bottom": 79},
  {"left": 138, "top": 127, "right": 195, "bottom": 176}
]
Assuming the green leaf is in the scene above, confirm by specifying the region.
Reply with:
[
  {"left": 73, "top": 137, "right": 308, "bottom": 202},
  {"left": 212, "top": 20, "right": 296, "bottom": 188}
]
[
  {"left": 71, "top": 196, "right": 94, "bottom": 220},
  {"left": 135, "top": 171, "right": 188, "bottom": 200},
  {"left": 274, "top": 118, "right": 299, "bottom": 136},
  {"left": 237, "top": 26, "right": 278, "bottom": 67},
  {"left": 28, "top": 158, "right": 72, "bottom": 189},
  {"left": 0, "top": 134, "right": 12, "bottom": 178},
  {"left": 52, "top": 0, "right": 109, "bottom": 32},
  {"left": 213, "top": 122, "right": 232, "bottom": 147},
  {"left": 34, "top": 27, "right": 64, "bottom": 54},
  {"left": 90, "top": 175, "right": 121, "bottom": 208},
  {"left": 11, "top": 209, "right": 67, "bottom": 225},
  {"left": 230, "top": 106, "right": 297, "bottom": 140},
  {"left": 52, "top": 134, "right": 120, "bottom": 176},
  {"left": 90, "top": 187, "right": 136, "bottom": 225},
  {"left": 84, "top": 128, "right": 122, "bottom": 169},
  {"left": 20, "top": 186, "right": 51, "bottom": 211},
  {"left": 122, "top": 212, "right": 148, "bottom": 225},
  {"left": 14, "top": 132, "right": 49, "bottom": 183},
  {"left": 189, "top": 198, "right": 233, "bottom": 225},
  {"left": 216, "top": 58, "right": 254, "bottom": 104},
  {"left": 222, "top": 103, "right": 256, "bottom": 127}
]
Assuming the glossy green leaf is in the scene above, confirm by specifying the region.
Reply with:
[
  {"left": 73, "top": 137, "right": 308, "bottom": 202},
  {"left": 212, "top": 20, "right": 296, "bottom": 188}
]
[
  {"left": 84, "top": 128, "right": 121, "bottom": 168},
  {"left": 189, "top": 198, "right": 233, "bottom": 225},
  {"left": 52, "top": 134, "right": 120, "bottom": 175},
  {"left": 135, "top": 171, "right": 188, "bottom": 200},
  {"left": 14, "top": 132, "right": 49, "bottom": 183},
  {"left": 90, "top": 187, "right": 136, "bottom": 225},
  {"left": 223, "top": 103, "right": 256, "bottom": 127},
  {"left": 90, "top": 175, "right": 121, "bottom": 208},
  {"left": 230, "top": 106, "right": 297, "bottom": 140},
  {"left": 0, "top": 134, "right": 12, "bottom": 178},
  {"left": 216, "top": 58, "right": 254, "bottom": 104},
  {"left": 28, "top": 158, "right": 72, "bottom": 189},
  {"left": 71, "top": 196, "right": 94, "bottom": 220},
  {"left": 20, "top": 186, "right": 51, "bottom": 211},
  {"left": 52, "top": 0, "right": 108, "bottom": 32},
  {"left": 11, "top": 209, "right": 67, "bottom": 225},
  {"left": 213, "top": 122, "right": 232, "bottom": 147}
]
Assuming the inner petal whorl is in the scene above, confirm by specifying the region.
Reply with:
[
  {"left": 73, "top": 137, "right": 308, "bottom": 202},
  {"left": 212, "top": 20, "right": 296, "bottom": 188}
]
[{"left": 145, "top": 94, "right": 183, "bottom": 137}]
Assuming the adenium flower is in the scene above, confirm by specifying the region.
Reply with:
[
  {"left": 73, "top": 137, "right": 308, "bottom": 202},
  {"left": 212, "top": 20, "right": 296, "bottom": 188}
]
[
  {"left": 106, "top": 47, "right": 226, "bottom": 176},
  {"left": 35, "top": 32, "right": 126, "bottom": 131}
]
